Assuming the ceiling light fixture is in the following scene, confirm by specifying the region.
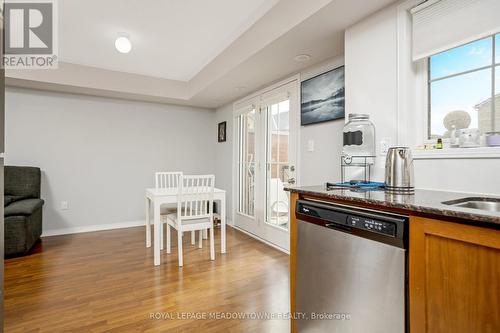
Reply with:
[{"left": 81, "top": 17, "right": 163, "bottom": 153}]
[
  {"left": 115, "top": 33, "right": 132, "bottom": 54},
  {"left": 294, "top": 54, "right": 311, "bottom": 63}
]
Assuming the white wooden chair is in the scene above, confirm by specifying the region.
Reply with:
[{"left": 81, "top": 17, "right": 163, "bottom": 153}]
[
  {"left": 155, "top": 171, "right": 183, "bottom": 190},
  {"left": 151, "top": 172, "right": 183, "bottom": 249},
  {"left": 162, "top": 175, "right": 215, "bottom": 267}
]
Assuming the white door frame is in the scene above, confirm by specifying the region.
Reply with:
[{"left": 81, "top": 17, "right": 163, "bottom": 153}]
[{"left": 231, "top": 74, "right": 300, "bottom": 252}]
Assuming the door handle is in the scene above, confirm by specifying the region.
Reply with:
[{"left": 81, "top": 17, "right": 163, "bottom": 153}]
[{"left": 288, "top": 178, "right": 296, "bottom": 185}]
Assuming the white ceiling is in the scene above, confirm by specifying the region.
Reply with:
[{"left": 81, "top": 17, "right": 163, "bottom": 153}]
[
  {"left": 59, "top": 0, "right": 278, "bottom": 81},
  {"left": 7, "top": 0, "right": 397, "bottom": 108},
  {"left": 191, "top": 0, "right": 396, "bottom": 106}
]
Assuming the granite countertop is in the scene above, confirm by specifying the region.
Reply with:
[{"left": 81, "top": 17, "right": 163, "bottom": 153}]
[{"left": 285, "top": 185, "right": 500, "bottom": 227}]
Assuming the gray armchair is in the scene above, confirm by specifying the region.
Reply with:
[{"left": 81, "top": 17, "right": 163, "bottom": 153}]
[{"left": 4, "top": 166, "right": 44, "bottom": 256}]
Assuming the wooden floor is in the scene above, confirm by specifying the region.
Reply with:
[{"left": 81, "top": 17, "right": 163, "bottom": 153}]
[{"left": 5, "top": 226, "right": 290, "bottom": 332}]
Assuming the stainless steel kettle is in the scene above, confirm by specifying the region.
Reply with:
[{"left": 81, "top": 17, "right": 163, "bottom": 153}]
[{"left": 384, "top": 147, "right": 414, "bottom": 194}]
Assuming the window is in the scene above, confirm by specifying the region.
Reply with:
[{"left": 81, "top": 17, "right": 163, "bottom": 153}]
[
  {"left": 265, "top": 100, "right": 290, "bottom": 230},
  {"left": 237, "top": 110, "right": 256, "bottom": 217},
  {"left": 428, "top": 34, "right": 499, "bottom": 139},
  {"left": 496, "top": 34, "right": 500, "bottom": 64}
]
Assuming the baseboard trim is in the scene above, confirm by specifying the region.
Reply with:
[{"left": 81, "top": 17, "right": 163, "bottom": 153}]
[
  {"left": 42, "top": 218, "right": 234, "bottom": 237},
  {"left": 42, "top": 220, "right": 145, "bottom": 237},
  {"left": 231, "top": 225, "right": 290, "bottom": 255}
]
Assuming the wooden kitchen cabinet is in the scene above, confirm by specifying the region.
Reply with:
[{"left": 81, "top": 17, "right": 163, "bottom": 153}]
[
  {"left": 409, "top": 216, "right": 500, "bottom": 333},
  {"left": 290, "top": 192, "right": 298, "bottom": 333}
]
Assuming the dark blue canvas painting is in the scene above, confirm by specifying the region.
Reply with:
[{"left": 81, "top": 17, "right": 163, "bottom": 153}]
[{"left": 301, "top": 66, "right": 345, "bottom": 125}]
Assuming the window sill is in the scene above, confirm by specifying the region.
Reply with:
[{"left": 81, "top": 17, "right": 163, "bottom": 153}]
[{"left": 413, "top": 147, "right": 500, "bottom": 159}]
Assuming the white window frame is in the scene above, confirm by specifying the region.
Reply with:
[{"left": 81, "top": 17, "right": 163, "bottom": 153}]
[
  {"left": 415, "top": 60, "right": 430, "bottom": 146},
  {"left": 232, "top": 74, "right": 301, "bottom": 201},
  {"left": 235, "top": 106, "right": 257, "bottom": 219},
  {"left": 231, "top": 74, "right": 300, "bottom": 249},
  {"left": 397, "top": 0, "right": 500, "bottom": 159},
  {"left": 427, "top": 34, "right": 498, "bottom": 139}
]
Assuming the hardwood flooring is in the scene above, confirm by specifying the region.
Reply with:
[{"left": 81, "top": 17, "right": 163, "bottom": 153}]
[{"left": 5, "top": 226, "right": 290, "bottom": 332}]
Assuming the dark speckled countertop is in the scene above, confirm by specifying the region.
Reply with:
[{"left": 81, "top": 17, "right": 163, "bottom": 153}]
[{"left": 285, "top": 185, "right": 500, "bottom": 227}]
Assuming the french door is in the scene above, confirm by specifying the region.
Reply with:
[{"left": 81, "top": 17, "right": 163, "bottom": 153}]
[{"left": 234, "top": 80, "right": 298, "bottom": 251}]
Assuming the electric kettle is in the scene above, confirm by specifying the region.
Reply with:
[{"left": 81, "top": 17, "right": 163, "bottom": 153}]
[{"left": 384, "top": 147, "right": 414, "bottom": 194}]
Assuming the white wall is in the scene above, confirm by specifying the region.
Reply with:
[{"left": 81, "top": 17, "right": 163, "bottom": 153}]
[
  {"left": 299, "top": 57, "right": 345, "bottom": 185},
  {"left": 214, "top": 103, "right": 234, "bottom": 221},
  {"left": 345, "top": 4, "right": 398, "bottom": 181},
  {"left": 5, "top": 87, "right": 216, "bottom": 235},
  {"left": 213, "top": 56, "right": 346, "bottom": 212},
  {"left": 413, "top": 158, "right": 500, "bottom": 194},
  {"left": 344, "top": 2, "right": 500, "bottom": 195}
]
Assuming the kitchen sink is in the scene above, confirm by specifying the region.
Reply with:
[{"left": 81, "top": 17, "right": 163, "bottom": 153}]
[{"left": 442, "top": 197, "right": 500, "bottom": 213}]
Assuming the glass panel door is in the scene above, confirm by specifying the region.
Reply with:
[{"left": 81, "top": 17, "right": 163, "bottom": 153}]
[
  {"left": 237, "top": 109, "right": 256, "bottom": 217},
  {"left": 265, "top": 100, "right": 291, "bottom": 230},
  {"left": 234, "top": 80, "right": 298, "bottom": 251}
]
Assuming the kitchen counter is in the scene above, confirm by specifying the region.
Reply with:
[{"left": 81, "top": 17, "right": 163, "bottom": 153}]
[{"left": 285, "top": 185, "right": 500, "bottom": 227}]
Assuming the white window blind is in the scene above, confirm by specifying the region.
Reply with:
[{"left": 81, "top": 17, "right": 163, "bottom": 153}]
[{"left": 411, "top": 0, "right": 500, "bottom": 61}]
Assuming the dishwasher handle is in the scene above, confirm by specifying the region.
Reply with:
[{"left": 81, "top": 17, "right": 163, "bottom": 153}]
[{"left": 325, "top": 222, "right": 353, "bottom": 233}]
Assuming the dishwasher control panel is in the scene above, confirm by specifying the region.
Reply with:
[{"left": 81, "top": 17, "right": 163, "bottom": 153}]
[
  {"left": 296, "top": 200, "right": 406, "bottom": 241},
  {"left": 347, "top": 216, "right": 396, "bottom": 237}
]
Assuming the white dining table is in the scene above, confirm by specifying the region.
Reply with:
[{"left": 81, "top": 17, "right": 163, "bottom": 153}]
[{"left": 145, "top": 187, "right": 226, "bottom": 266}]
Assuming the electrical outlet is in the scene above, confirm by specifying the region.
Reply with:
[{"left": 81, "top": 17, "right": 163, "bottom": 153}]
[
  {"left": 380, "top": 139, "right": 391, "bottom": 155},
  {"left": 60, "top": 201, "right": 69, "bottom": 210}
]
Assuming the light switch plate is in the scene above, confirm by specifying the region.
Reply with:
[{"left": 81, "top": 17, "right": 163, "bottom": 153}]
[
  {"left": 60, "top": 201, "right": 69, "bottom": 210},
  {"left": 307, "top": 139, "right": 314, "bottom": 152}
]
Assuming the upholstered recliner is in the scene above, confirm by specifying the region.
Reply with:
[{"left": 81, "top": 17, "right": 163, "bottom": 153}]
[{"left": 4, "top": 166, "right": 44, "bottom": 256}]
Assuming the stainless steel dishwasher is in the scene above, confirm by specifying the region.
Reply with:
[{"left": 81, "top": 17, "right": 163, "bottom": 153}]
[{"left": 295, "top": 199, "right": 408, "bottom": 333}]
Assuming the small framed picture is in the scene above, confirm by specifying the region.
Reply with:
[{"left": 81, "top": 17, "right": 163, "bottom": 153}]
[{"left": 218, "top": 121, "right": 227, "bottom": 142}]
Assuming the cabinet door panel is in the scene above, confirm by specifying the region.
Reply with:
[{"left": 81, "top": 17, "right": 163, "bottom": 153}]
[{"left": 410, "top": 217, "right": 500, "bottom": 333}]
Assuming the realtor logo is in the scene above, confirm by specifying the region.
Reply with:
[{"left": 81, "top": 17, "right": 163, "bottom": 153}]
[{"left": 3, "top": 0, "right": 58, "bottom": 69}]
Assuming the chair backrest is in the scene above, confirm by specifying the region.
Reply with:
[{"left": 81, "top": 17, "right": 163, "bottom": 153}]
[
  {"left": 155, "top": 172, "right": 183, "bottom": 189},
  {"left": 177, "top": 175, "right": 215, "bottom": 220},
  {"left": 5, "top": 166, "right": 41, "bottom": 199}
]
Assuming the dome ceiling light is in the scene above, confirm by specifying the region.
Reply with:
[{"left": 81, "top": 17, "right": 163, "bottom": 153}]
[{"left": 115, "top": 33, "right": 132, "bottom": 54}]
